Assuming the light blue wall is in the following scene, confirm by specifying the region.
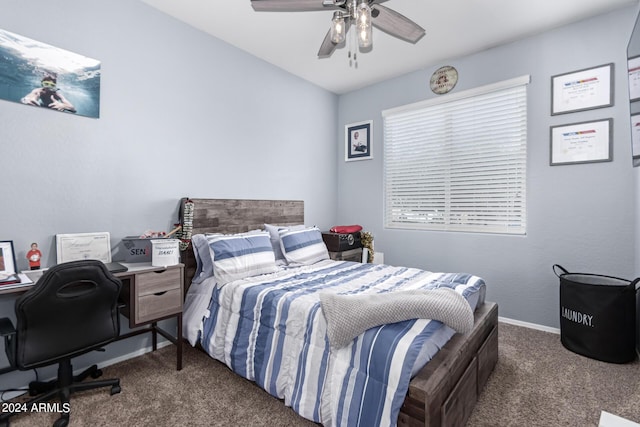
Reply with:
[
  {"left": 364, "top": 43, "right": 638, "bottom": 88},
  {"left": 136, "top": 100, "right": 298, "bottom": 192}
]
[
  {"left": 0, "top": 0, "right": 338, "bottom": 268},
  {"left": 0, "top": 0, "right": 337, "bottom": 388},
  {"left": 337, "top": 6, "right": 638, "bottom": 330}
]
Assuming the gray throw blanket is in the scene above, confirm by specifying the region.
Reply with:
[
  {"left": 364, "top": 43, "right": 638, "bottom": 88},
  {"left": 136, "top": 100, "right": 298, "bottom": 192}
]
[{"left": 319, "top": 288, "right": 474, "bottom": 349}]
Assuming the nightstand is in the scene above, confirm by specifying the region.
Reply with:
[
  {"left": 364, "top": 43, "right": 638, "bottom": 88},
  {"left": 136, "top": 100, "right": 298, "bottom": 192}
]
[
  {"left": 322, "top": 231, "right": 363, "bottom": 262},
  {"left": 328, "top": 248, "right": 363, "bottom": 262},
  {"left": 115, "top": 263, "right": 184, "bottom": 370}
]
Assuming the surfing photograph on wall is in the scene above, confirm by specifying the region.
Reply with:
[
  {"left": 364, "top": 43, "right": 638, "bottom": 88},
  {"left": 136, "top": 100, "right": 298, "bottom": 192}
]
[{"left": 0, "top": 28, "right": 101, "bottom": 118}]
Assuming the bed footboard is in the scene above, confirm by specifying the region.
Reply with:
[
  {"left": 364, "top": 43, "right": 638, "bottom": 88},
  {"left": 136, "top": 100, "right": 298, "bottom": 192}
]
[{"left": 399, "top": 301, "right": 498, "bottom": 427}]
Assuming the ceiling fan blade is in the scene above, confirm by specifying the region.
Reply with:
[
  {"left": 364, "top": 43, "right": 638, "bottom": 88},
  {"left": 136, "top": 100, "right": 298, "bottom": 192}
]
[
  {"left": 252, "top": 0, "right": 337, "bottom": 12},
  {"left": 318, "top": 29, "right": 338, "bottom": 58},
  {"left": 371, "top": 4, "right": 425, "bottom": 44}
]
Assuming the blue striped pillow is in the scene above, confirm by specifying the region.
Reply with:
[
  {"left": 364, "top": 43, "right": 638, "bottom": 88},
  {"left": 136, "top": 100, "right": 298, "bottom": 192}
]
[
  {"left": 264, "top": 223, "right": 305, "bottom": 264},
  {"left": 208, "top": 232, "right": 277, "bottom": 285},
  {"left": 279, "top": 227, "right": 329, "bottom": 265}
]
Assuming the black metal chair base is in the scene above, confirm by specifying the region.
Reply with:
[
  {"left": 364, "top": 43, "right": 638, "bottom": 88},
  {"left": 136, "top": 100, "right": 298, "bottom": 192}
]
[{"left": 0, "top": 360, "right": 120, "bottom": 427}]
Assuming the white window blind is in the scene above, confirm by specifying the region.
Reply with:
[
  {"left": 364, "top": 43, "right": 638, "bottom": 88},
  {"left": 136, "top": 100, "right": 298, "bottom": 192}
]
[{"left": 382, "top": 75, "right": 529, "bottom": 234}]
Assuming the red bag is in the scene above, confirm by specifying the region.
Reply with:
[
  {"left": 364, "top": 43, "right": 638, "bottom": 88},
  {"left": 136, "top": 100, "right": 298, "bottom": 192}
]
[{"left": 329, "top": 225, "right": 363, "bottom": 234}]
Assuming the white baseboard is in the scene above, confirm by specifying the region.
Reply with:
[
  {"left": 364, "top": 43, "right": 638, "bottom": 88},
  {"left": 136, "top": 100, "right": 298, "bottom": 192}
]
[
  {"left": 500, "top": 317, "right": 640, "bottom": 360},
  {"left": 97, "top": 339, "right": 173, "bottom": 369},
  {"left": 499, "top": 316, "right": 560, "bottom": 334}
]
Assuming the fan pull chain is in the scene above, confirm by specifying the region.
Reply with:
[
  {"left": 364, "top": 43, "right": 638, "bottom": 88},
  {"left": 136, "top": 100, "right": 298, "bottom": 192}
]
[
  {"left": 348, "top": 27, "right": 352, "bottom": 66},
  {"left": 348, "top": 24, "right": 358, "bottom": 68}
]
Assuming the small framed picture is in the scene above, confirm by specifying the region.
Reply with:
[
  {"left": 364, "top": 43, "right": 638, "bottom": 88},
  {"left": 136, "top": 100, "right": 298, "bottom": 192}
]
[
  {"left": 551, "top": 63, "right": 613, "bottom": 115},
  {"left": 550, "top": 118, "right": 612, "bottom": 166},
  {"left": 629, "top": 56, "right": 640, "bottom": 102},
  {"left": 0, "top": 240, "right": 18, "bottom": 281},
  {"left": 631, "top": 114, "right": 640, "bottom": 159},
  {"left": 345, "top": 120, "right": 373, "bottom": 161}
]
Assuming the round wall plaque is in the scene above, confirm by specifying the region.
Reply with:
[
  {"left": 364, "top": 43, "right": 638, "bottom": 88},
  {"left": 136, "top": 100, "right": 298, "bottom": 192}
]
[{"left": 430, "top": 66, "right": 458, "bottom": 94}]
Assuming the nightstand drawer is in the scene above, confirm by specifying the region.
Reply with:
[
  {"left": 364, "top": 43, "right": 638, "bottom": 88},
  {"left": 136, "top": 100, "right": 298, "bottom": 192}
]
[
  {"left": 328, "top": 248, "right": 363, "bottom": 262},
  {"left": 136, "top": 268, "right": 181, "bottom": 296},
  {"left": 136, "top": 288, "right": 182, "bottom": 324}
]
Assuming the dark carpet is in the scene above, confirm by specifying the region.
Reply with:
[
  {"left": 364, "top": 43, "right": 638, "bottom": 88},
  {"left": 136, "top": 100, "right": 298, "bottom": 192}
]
[{"left": 6, "top": 322, "right": 640, "bottom": 426}]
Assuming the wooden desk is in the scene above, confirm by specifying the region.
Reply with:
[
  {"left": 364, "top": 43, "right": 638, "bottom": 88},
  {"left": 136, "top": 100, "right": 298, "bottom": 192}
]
[
  {"left": 0, "top": 262, "right": 184, "bottom": 371},
  {"left": 0, "top": 277, "right": 38, "bottom": 296}
]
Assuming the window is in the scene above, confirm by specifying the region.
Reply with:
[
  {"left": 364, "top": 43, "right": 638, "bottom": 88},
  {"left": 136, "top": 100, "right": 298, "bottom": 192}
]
[{"left": 382, "top": 76, "right": 529, "bottom": 235}]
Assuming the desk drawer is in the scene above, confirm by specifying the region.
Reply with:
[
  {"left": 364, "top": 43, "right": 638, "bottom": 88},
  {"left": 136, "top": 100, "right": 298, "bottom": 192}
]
[
  {"left": 136, "top": 268, "right": 181, "bottom": 296},
  {"left": 136, "top": 288, "right": 182, "bottom": 324}
]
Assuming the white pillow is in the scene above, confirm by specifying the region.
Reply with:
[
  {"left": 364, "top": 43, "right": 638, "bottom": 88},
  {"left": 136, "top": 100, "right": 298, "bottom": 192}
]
[
  {"left": 279, "top": 227, "right": 329, "bottom": 266},
  {"left": 190, "top": 230, "right": 266, "bottom": 284},
  {"left": 207, "top": 231, "right": 277, "bottom": 285},
  {"left": 264, "top": 223, "right": 305, "bottom": 263}
]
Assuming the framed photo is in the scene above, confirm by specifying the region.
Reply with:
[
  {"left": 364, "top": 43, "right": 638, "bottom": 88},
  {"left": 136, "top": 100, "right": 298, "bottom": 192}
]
[
  {"left": 345, "top": 120, "right": 373, "bottom": 161},
  {"left": 0, "top": 28, "right": 101, "bottom": 118},
  {"left": 631, "top": 114, "right": 640, "bottom": 159},
  {"left": 0, "top": 240, "right": 18, "bottom": 280},
  {"left": 551, "top": 63, "right": 613, "bottom": 115},
  {"left": 628, "top": 56, "right": 640, "bottom": 102},
  {"left": 550, "top": 118, "right": 612, "bottom": 166}
]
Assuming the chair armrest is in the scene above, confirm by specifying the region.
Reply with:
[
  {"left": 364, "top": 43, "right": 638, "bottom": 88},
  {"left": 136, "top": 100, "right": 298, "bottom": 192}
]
[{"left": 0, "top": 317, "right": 16, "bottom": 337}]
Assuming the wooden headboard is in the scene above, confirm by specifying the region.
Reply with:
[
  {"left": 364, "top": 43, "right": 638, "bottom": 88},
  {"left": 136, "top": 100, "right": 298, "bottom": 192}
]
[{"left": 178, "top": 198, "right": 304, "bottom": 288}]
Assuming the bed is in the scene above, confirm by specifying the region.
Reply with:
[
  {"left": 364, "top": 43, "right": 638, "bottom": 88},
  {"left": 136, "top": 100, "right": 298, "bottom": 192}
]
[{"left": 178, "top": 198, "right": 498, "bottom": 427}]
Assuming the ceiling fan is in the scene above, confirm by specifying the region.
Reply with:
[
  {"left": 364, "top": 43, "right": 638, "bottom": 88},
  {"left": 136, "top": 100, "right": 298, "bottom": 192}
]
[{"left": 251, "top": 0, "right": 426, "bottom": 58}]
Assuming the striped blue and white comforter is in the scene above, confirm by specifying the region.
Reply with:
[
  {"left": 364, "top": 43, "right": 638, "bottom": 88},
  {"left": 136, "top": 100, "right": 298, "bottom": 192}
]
[{"left": 187, "top": 260, "right": 485, "bottom": 427}]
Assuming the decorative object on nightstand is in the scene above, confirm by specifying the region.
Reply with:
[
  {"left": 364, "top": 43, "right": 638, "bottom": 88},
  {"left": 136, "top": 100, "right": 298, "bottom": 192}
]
[
  {"left": 360, "top": 231, "right": 374, "bottom": 263},
  {"left": 176, "top": 198, "right": 194, "bottom": 251},
  {"left": 322, "top": 226, "right": 363, "bottom": 262}
]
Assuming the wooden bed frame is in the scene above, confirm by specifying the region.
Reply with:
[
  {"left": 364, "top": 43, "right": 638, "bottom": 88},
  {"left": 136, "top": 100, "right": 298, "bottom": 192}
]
[{"left": 178, "top": 198, "right": 498, "bottom": 427}]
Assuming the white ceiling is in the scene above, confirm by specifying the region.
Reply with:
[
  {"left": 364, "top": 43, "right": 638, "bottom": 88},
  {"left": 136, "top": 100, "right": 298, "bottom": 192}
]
[{"left": 140, "top": 0, "right": 637, "bottom": 94}]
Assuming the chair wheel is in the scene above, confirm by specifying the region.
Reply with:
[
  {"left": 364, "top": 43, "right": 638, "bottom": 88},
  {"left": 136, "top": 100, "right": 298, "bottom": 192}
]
[
  {"left": 53, "top": 417, "right": 69, "bottom": 427},
  {"left": 110, "top": 385, "right": 121, "bottom": 395},
  {"left": 90, "top": 369, "right": 103, "bottom": 379}
]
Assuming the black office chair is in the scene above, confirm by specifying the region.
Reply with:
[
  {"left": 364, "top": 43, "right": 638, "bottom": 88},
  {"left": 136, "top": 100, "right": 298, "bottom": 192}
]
[{"left": 0, "top": 260, "right": 122, "bottom": 427}]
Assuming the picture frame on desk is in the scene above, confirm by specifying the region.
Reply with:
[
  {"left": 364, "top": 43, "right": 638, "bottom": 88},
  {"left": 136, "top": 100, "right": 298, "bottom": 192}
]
[
  {"left": 0, "top": 240, "right": 19, "bottom": 284},
  {"left": 56, "top": 232, "right": 112, "bottom": 264}
]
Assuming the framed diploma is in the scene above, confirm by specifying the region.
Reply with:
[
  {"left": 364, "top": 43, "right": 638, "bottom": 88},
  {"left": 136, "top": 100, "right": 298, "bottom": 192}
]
[
  {"left": 628, "top": 56, "right": 640, "bottom": 102},
  {"left": 56, "top": 232, "right": 112, "bottom": 264},
  {"left": 551, "top": 63, "right": 613, "bottom": 115},
  {"left": 550, "top": 119, "right": 612, "bottom": 166}
]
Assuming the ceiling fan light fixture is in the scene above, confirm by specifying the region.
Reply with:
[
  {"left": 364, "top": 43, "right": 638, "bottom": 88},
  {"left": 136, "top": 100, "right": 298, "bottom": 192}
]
[
  {"left": 331, "top": 11, "right": 346, "bottom": 44},
  {"left": 356, "top": 0, "right": 372, "bottom": 49}
]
